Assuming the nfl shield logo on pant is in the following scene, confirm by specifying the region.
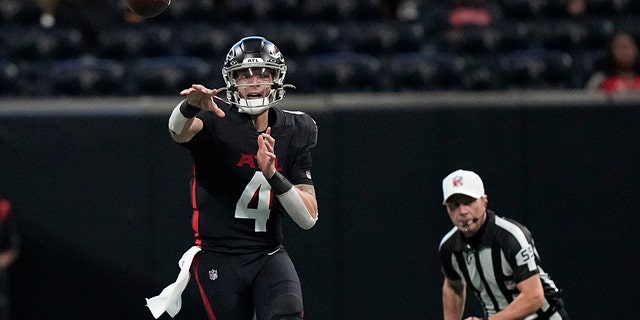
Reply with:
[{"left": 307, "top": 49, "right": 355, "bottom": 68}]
[{"left": 209, "top": 269, "right": 218, "bottom": 281}]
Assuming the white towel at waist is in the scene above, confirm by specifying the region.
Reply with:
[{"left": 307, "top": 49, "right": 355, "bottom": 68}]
[{"left": 146, "top": 246, "right": 202, "bottom": 319}]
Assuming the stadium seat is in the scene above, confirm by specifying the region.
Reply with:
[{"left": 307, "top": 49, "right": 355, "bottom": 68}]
[
  {"left": 5, "top": 26, "right": 61, "bottom": 62},
  {"left": 163, "top": 0, "right": 216, "bottom": 22},
  {"left": 442, "top": 26, "right": 502, "bottom": 55},
  {"left": 0, "top": 59, "right": 19, "bottom": 96},
  {"left": 269, "top": 22, "right": 344, "bottom": 56},
  {"left": 267, "top": 22, "right": 318, "bottom": 59},
  {"left": 613, "top": 15, "right": 640, "bottom": 41},
  {"left": 48, "top": 56, "right": 125, "bottom": 95},
  {"left": 581, "top": 17, "right": 616, "bottom": 50},
  {"left": 298, "top": 0, "right": 339, "bottom": 21},
  {"left": 221, "top": 0, "right": 303, "bottom": 22},
  {"left": 393, "top": 22, "right": 429, "bottom": 53},
  {"left": 304, "top": 52, "right": 382, "bottom": 92},
  {"left": 460, "top": 55, "right": 504, "bottom": 91},
  {"left": 532, "top": 18, "right": 590, "bottom": 51},
  {"left": 344, "top": 22, "right": 398, "bottom": 54},
  {"left": 497, "top": 21, "right": 533, "bottom": 51},
  {"left": 499, "top": 49, "right": 573, "bottom": 89},
  {"left": 97, "top": 24, "right": 175, "bottom": 60},
  {"left": 388, "top": 51, "right": 466, "bottom": 91},
  {"left": 335, "top": 0, "right": 381, "bottom": 21},
  {"left": 569, "top": 50, "right": 605, "bottom": 89},
  {"left": 174, "top": 23, "right": 236, "bottom": 59},
  {"left": 0, "top": 0, "right": 40, "bottom": 24},
  {"left": 344, "top": 21, "right": 425, "bottom": 54},
  {"left": 124, "top": 56, "right": 212, "bottom": 96},
  {"left": 2, "top": 0, "right": 640, "bottom": 96},
  {"left": 499, "top": 0, "right": 549, "bottom": 19}
]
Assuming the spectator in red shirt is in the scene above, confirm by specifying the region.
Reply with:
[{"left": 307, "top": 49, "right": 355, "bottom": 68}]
[
  {"left": 448, "top": 0, "right": 502, "bottom": 27},
  {"left": 586, "top": 31, "right": 640, "bottom": 93}
]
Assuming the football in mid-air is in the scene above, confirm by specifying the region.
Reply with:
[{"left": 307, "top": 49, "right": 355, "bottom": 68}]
[{"left": 126, "top": 0, "right": 171, "bottom": 18}]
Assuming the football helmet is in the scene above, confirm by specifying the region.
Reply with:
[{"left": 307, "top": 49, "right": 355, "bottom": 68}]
[{"left": 221, "top": 36, "right": 293, "bottom": 115}]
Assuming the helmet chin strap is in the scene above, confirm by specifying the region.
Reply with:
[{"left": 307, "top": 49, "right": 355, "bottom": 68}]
[{"left": 237, "top": 96, "right": 271, "bottom": 115}]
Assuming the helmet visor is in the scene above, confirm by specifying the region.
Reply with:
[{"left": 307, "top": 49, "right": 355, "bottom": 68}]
[{"left": 232, "top": 67, "right": 276, "bottom": 81}]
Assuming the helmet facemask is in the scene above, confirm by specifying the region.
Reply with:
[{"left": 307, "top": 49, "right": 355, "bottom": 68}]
[{"left": 221, "top": 37, "right": 293, "bottom": 115}]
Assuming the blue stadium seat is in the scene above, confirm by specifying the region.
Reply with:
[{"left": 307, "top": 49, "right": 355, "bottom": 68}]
[
  {"left": 344, "top": 21, "right": 425, "bottom": 54},
  {"left": 613, "top": 15, "right": 640, "bottom": 40},
  {"left": 267, "top": 22, "right": 318, "bottom": 59},
  {"left": 442, "top": 26, "right": 502, "bottom": 55},
  {"left": 221, "top": 0, "right": 299, "bottom": 21},
  {"left": 499, "top": 0, "right": 549, "bottom": 19},
  {"left": 6, "top": 25, "right": 91, "bottom": 61},
  {"left": 174, "top": 23, "right": 236, "bottom": 59},
  {"left": 334, "top": 0, "right": 381, "bottom": 21},
  {"left": 388, "top": 51, "right": 466, "bottom": 91},
  {"left": 48, "top": 56, "right": 125, "bottom": 95},
  {"left": 0, "top": 0, "right": 40, "bottom": 24},
  {"left": 267, "top": 22, "right": 343, "bottom": 56},
  {"left": 460, "top": 55, "right": 504, "bottom": 90},
  {"left": 6, "top": 26, "right": 61, "bottom": 62},
  {"left": 499, "top": 49, "right": 573, "bottom": 89},
  {"left": 124, "top": 56, "right": 213, "bottom": 96},
  {"left": 532, "top": 18, "right": 590, "bottom": 51},
  {"left": 582, "top": 17, "right": 615, "bottom": 50},
  {"left": 97, "top": 24, "right": 175, "bottom": 60},
  {"left": 393, "top": 22, "right": 429, "bottom": 53},
  {"left": 304, "top": 52, "right": 382, "bottom": 92},
  {"left": 498, "top": 21, "right": 533, "bottom": 51},
  {"left": 298, "top": 0, "right": 339, "bottom": 21},
  {"left": 570, "top": 50, "right": 605, "bottom": 88},
  {"left": 163, "top": 0, "right": 217, "bottom": 22},
  {"left": 0, "top": 59, "right": 19, "bottom": 96}
]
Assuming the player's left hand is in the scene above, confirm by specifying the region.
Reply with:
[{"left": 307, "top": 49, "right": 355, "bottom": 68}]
[{"left": 257, "top": 127, "right": 277, "bottom": 178}]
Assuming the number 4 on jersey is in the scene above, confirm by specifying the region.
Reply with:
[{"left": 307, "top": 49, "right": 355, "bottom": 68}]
[{"left": 235, "top": 172, "right": 273, "bottom": 232}]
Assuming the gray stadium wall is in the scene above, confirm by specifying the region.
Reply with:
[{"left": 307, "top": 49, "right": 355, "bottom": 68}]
[{"left": 0, "top": 91, "right": 638, "bottom": 320}]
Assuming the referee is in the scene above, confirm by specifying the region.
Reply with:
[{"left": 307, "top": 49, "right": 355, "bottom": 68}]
[{"left": 438, "top": 169, "right": 569, "bottom": 320}]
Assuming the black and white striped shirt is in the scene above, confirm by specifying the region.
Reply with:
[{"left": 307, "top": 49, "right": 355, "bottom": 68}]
[{"left": 439, "top": 210, "right": 566, "bottom": 319}]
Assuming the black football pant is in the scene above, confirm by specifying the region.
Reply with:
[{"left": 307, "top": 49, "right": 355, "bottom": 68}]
[{"left": 192, "top": 247, "right": 304, "bottom": 320}]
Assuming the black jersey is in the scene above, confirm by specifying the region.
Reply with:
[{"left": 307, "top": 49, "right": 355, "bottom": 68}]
[
  {"left": 180, "top": 104, "right": 317, "bottom": 253},
  {"left": 439, "top": 210, "right": 565, "bottom": 319}
]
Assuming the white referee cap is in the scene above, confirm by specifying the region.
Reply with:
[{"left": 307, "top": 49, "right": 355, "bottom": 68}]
[{"left": 442, "top": 169, "right": 485, "bottom": 204}]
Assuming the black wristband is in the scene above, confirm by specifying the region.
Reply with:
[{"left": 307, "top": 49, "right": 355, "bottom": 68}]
[
  {"left": 266, "top": 171, "right": 293, "bottom": 195},
  {"left": 179, "top": 100, "right": 200, "bottom": 118}
]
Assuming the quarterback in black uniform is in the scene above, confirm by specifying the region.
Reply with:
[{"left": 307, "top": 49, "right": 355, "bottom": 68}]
[
  {"left": 438, "top": 170, "right": 568, "bottom": 320},
  {"left": 161, "top": 36, "right": 318, "bottom": 320}
]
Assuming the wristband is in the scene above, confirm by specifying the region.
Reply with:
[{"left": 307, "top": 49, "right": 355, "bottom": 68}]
[
  {"left": 266, "top": 171, "right": 293, "bottom": 195},
  {"left": 169, "top": 100, "right": 199, "bottom": 134},
  {"left": 179, "top": 100, "right": 200, "bottom": 118}
]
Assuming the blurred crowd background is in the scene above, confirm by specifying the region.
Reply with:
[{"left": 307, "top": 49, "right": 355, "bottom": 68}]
[
  {"left": 2, "top": 2, "right": 640, "bottom": 320},
  {"left": 1, "top": 0, "right": 640, "bottom": 96}
]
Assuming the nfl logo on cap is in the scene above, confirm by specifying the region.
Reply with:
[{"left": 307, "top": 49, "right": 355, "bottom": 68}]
[{"left": 442, "top": 169, "right": 485, "bottom": 204}]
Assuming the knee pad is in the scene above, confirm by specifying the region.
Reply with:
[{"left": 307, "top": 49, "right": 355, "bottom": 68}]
[{"left": 271, "top": 293, "right": 303, "bottom": 320}]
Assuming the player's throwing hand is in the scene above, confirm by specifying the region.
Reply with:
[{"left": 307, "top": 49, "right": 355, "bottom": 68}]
[{"left": 180, "top": 84, "right": 226, "bottom": 118}]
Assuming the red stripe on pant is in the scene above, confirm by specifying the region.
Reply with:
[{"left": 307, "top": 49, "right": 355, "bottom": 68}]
[{"left": 193, "top": 255, "right": 217, "bottom": 320}]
